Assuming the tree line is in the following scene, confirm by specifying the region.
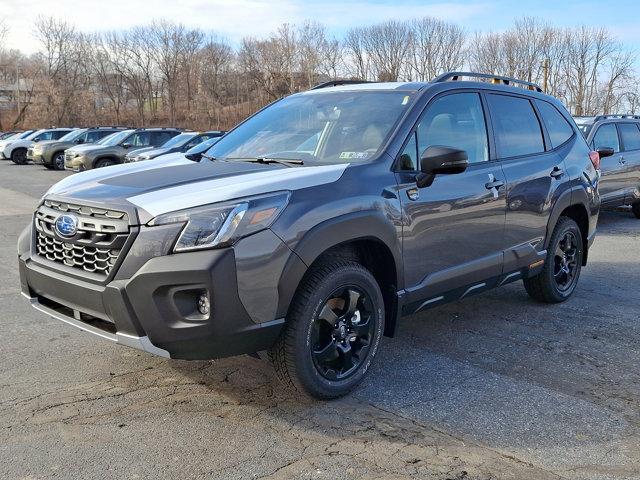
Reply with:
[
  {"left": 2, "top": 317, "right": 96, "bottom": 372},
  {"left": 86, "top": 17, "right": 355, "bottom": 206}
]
[{"left": 0, "top": 15, "right": 637, "bottom": 131}]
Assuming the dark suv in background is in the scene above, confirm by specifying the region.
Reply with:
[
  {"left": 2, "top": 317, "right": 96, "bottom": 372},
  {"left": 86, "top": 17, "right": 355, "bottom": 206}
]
[
  {"left": 29, "top": 127, "right": 127, "bottom": 170},
  {"left": 574, "top": 115, "right": 640, "bottom": 218},
  {"left": 19, "top": 72, "right": 600, "bottom": 399},
  {"left": 124, "top": 131, "right": 226, "bottom": 163},
  {"left": 64, "top": 127, "right": 182, "bottom": 171}
]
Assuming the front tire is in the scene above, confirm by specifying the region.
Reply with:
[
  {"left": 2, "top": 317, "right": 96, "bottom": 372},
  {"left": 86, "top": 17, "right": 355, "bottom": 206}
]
[
  {"left": 270, "top": 260, "right": 385, "bottom": 399},
  {"left": 632, "top": 202, "right": 640, "bottom": 219},
  {"left": 52, "top": 152, "right": 65, "bottom": 170},
  {"left": 11, "top": 148, "right": 27, "bottom": 165},
  {"left": 523, "top": 216, "right": 583, "bottom": 303},
  {"left": 95, "top": 158, "right": 116, "bottom": 169}
]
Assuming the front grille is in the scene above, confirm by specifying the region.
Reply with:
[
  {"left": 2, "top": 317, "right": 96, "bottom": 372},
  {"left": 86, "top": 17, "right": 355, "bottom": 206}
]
[
  {"left": 34, "top": 201, "right": 130, "bottom": 277},
  {"left": 64, "top": 151, "right": 75, "bottom": 164},
  {"left": 35, "top": 232, "right": 119, "bottom": 274}
]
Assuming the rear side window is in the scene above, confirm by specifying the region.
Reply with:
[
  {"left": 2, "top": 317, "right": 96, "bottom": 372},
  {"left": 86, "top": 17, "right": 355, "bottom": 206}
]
[
  {"left": 416, "top": 92, "right": 489, "bottom": 165},
  {"left": 618, "top": 123, "right": 640, "bottom": 151},
  {"left": 52, "top": 130, "right": 70, "bottom": 140},
  {"left": 536, "top": 101, "right": 574, "bottom": 148},
  {"left": 87, "top": 130, "right": 113, "bottom": 143},
  {"left": 153, "top": 131, "right": 177, "bottom": 146},
  {"left": 487, "top": 94, "right": 544, "bottom": 158},
  {"left": 592, "top": 124, "right": 620, "bottom": 153}
]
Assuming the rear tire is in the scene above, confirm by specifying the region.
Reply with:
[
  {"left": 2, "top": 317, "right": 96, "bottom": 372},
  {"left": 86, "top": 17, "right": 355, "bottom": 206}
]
[
  {"left": 269, "top": 260, "right": 385, "bottom": 399},
  {"left": 523, "top": 216, "right": 583, "bottom": 303},
  {"left": 632, "top": 203, "right": 640, "bottom": 219},
  {"left": 11, "top": 148, "right": 27, "bottom": 165},
  {"left": 95, "top": 158, "right": 116, "bottom": 169}
]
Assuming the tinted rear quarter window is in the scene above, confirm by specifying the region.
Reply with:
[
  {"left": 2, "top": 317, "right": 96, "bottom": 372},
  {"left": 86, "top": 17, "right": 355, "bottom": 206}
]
[
  {"left": 618, "top": 123, "right": 640, "bottom": 151},
  {"left": 536, "top": 101, "right": 574, "bottom": 148},
  {"left": 487, "top": 94, "right": 544, "bottom": 158},
  {"left": 592, "top": 124, "right": 620, "bottom": 152}
]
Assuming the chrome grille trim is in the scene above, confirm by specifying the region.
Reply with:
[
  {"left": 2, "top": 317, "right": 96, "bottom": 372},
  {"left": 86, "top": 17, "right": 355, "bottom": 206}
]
[{"left": 35, "top": 232, "right": 120, "bottom": 274}]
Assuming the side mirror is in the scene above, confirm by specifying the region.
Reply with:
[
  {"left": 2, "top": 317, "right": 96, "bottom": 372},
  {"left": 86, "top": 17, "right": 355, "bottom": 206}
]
[
  {"left": 33, "top": 138, "right": 40, "bottom": 142},
  {"left": 416, "top": 146, "right": 469, "bottom": 188},
  {"left": 185, "top": 152, "right": 202, "bottom": 162},
  {"left": 597, "top": 147, "right": 615, "bottom": 158},
  {"left": 122, "top": 143, "right": 131, "bottom": 149},
  {"left": 75, "top": 138, "right": 84, "bottom": 144}
]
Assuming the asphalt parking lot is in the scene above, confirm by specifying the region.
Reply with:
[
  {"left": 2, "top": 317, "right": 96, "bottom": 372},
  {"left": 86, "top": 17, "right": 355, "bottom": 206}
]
[{"left": 1, "top": 160, "right": 639, "bottom": 480}]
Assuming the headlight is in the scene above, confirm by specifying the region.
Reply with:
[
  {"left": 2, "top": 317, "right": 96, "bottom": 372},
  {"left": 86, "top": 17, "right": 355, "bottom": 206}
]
[{"left": 148, "top": 191, "right": 290, "bottom": 252}]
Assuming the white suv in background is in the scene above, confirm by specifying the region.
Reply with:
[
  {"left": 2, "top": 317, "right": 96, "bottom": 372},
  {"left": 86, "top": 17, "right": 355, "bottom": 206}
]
[
  {"left": 1, "top": 128, "right": 75, "bottom": 165},
  {"left": 0, "top": 130, "right": 34, "bottom": 160}
]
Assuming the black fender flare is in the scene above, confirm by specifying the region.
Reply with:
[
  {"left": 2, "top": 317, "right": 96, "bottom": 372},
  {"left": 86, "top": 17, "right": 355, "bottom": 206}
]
[
  {"left": 544, "top": 186, "right": 591, "bottom": 251},
  {"left": 92, "top": 156, "right": 119, "bottom": 168},
  {"left": 275, "top": 209, "right": 403, "bottom": 321}
]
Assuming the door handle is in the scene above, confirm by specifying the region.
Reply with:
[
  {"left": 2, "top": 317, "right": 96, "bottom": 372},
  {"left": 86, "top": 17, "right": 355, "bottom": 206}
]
[
  {"left": 620, "top": 156, "right": 626, "bottom": 164},
  {"left": 485, "top": 179, "right": 505, "bottom": 190},
  {"left": 550, "top": 166, "right": 564, "bottom": 178}
]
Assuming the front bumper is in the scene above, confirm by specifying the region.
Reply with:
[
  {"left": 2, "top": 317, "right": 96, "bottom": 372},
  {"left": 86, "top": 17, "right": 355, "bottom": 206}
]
[
  {"left": 64, "top": 156, "right": 88, "bottom": 172},
  {"left": 19, "top": 225, "right": 289, "bottom": 360},
  {"left": 29, "top": 152, "right": 46, "bottom": 164}
]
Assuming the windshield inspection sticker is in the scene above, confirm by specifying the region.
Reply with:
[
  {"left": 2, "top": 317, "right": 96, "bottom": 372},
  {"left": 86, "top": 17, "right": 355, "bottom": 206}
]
[{"left": 339, "top": 152, "right": 369, "bottom": 159}]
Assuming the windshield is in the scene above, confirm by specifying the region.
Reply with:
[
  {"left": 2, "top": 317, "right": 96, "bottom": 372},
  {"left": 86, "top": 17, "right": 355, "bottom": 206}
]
[
  {"left": 187, "top": 136, "right": 220, "bottom": 154},
  {"left": 95, "top": 132, "right": 119, "bottom": 145},
  {"left": 207, "top": 90, "right": 415, "bottom": 164},
  {"left": 101, "top": 130, "right": 134, "bottom": 146},
  {"left": 161, "top": 132, "right": 196, "bottom": 148},
  {"left": 59, "top": 129, "right": 86, "bottom": 142},
  {"left": 26, "top": 129, "right": 46, "bottom": 140},
  {"left": 17, "top": 130, "right": 33, "bottom": 139}
]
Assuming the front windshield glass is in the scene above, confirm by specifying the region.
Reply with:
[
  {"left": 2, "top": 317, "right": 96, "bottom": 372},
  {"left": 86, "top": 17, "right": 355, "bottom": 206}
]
[
  {"left": 59, "top": 129, "right": 86, "bottom": 142},
  {"left": 17, "top": 130, "right": 33, "bottom": 139},
  {"left": 161, "top": 133, "right": 196, "bottom": 148},
  {"left": 188, "top": 137, "right": 220, "bottom": 154},
  {"left": 102, "top": 130, "right": 134, "bottom": 146},
  {"left": 207, "top": 90, "right": 415, "bottom": 164},
  {"left": 26, "top": 129, "right": 46, "bottom": 140},
  {"left": 95, "top": 132, "right": 119, "bottom": 145}
]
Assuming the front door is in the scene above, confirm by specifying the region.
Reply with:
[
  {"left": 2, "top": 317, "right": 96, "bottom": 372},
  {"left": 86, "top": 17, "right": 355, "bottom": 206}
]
[
  {"left": 397, "top": 91, "right": 506, "bottom": 310},
  {"left": 591, "top": 123, "right": 625, "bottom": 204}
]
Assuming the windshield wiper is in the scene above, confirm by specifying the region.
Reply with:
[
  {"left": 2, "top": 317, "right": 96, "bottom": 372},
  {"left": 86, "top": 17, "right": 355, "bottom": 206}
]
[{"left": 226, "top": 157, "right": 304, "bottom": 167}]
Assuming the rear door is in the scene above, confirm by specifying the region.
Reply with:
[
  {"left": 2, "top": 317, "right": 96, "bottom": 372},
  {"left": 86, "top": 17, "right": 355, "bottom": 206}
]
[
  {"left": 616, "top": 122, "right": 640, "bottom": 205},
  {"left": 396, "top": 91, "right": 507, "bottom": 306},
  {"left": 488, "top": 94, "right": 568, "bottom": 272},
  {"left": 591, "top": 122, "right": 625, "bottom": 204}
]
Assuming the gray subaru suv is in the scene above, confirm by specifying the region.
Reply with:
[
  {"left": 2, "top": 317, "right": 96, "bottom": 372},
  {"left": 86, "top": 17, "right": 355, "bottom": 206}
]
[
  {"left": 574, "top": 115, "right": 640, "bottom": 218},
  {"left": 19, "top": 72, "right": 601, "bottom": 398}
]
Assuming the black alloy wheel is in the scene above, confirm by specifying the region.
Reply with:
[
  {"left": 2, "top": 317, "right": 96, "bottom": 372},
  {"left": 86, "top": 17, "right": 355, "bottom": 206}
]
[{"left": 311, "top": 286, "right": 375, "bottom": 381}]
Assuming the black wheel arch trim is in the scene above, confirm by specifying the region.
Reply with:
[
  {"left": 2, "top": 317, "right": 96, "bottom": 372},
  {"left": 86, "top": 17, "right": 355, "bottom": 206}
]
[
  {"left": 544, "top": 186, "right": 593, "bottom": 263},
  {"left": 275, "top": 210, "right": 403, "bottom": 335}
]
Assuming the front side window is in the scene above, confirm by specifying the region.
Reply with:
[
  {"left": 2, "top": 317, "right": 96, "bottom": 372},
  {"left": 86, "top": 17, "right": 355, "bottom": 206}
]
[
  {"left": 126, "top": 132, "right": 151, "bottom": 147},
  {"left": 487, "top": 94, "right": 544, "bottom": 158},
  {"left": 36, "top": 131, "right": 54, "bottom": 141},
  {"left": 536, "top": 101, "right": 574, "bottom": 148},
  {"left": 618, "top": 123, "right": 640, "bottom": 151},
  {"left": 592, "top": 124, "right": 620, "bottom": 152},
  {"left": 207, "top": 90, "right": 416, "bottom": 164},
  {"left": 398, "top": 132, "right": 418, "bottom": 170},
  {"left": 416, "top": 92, "right": 489, "bottom": 164}
]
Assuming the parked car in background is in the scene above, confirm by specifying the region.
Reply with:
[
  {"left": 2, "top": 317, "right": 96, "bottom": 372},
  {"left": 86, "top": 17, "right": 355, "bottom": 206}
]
[
  {"left": 184, "top": 135, "right": 224, "bottom": 161},
  {"left": 124, "top": 130, "right": 225, "bottom": 163},
  {"left": 0, "top": 130, "right": 35, "bottom": 160},
  {"left": 574, "top": 114, "right": 640, "bottom": 218},
  {"left": 29, "top": 126, "right": 128, "bottom": 170},
  {"left": 2, "top": 128, "right": 75, "bottom": 165},
  {"left": 0, "top": 130, "right": 22, "bottom": 140},
  {"left": 64, "top": 127, "right": 182, "bottom": 171},
  {"left": 19, "top": 72, "right": 600, "bottom": 399}
]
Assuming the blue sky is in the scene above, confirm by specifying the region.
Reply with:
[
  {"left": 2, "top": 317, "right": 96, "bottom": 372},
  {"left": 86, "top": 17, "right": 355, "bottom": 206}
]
[{"left": 3, "top": 0, "right": 640, "bottom": 57}]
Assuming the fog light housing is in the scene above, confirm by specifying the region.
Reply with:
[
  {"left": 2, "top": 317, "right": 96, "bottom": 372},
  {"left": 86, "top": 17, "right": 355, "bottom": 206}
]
[{"left": 197, "top": 293, "right": 210, "bottom": 316}]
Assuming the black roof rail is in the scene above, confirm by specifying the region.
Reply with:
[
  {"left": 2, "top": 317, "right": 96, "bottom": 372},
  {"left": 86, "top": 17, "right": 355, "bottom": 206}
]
[
  {"left": 92, "top": 125, "right": 129, "bottom": 129},
  {"left": 593, "top": 114, "right": 640, "bottom": 122},
  {"left": 311, "top": 79, "right": 372, "bottom": 90},
  {"left": 432, "top": 71, "right": 543, "bottom": 93}
]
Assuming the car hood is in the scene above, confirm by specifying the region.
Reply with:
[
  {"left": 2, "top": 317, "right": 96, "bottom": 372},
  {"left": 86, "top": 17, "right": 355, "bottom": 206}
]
[
  {"left": 128, "top": 146, "right": 155, "bottom": 157},
  {"left": 67, "top": 144, "right": 108, "bottom": 154},
  {"left": 45, "top": 157, "right": 349, "bottom": 222},
  {"left": 142, "top": 147, "right": 173, "bottom": 158}
]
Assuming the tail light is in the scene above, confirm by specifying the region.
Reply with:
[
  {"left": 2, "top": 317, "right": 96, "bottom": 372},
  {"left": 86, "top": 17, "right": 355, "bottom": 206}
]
[{"left": 589, "top": 151, "right": 600, "bottom": 170}]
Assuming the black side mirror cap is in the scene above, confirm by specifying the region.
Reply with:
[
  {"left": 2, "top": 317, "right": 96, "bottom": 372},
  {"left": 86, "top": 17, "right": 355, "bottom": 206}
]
[
  {"left": 597, "top": 147, "right": 615, "bottom": 158},
  {"left": 416, "top": 146, "right": 469, "bottom": 188},
  {"left": 185, "top": 153, "right": 202, "bottom": 162}
]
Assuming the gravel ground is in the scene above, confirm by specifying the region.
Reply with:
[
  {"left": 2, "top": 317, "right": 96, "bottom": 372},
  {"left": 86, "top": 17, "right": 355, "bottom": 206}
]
[{"left": 1, "top": 160, "right": 639, "bottom": 480}]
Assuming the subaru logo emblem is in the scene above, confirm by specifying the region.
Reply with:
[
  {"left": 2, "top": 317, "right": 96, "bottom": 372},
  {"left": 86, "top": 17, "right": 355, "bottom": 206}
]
[{"left": 54, "top": 214, "right": 78, "bottom": 238}]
